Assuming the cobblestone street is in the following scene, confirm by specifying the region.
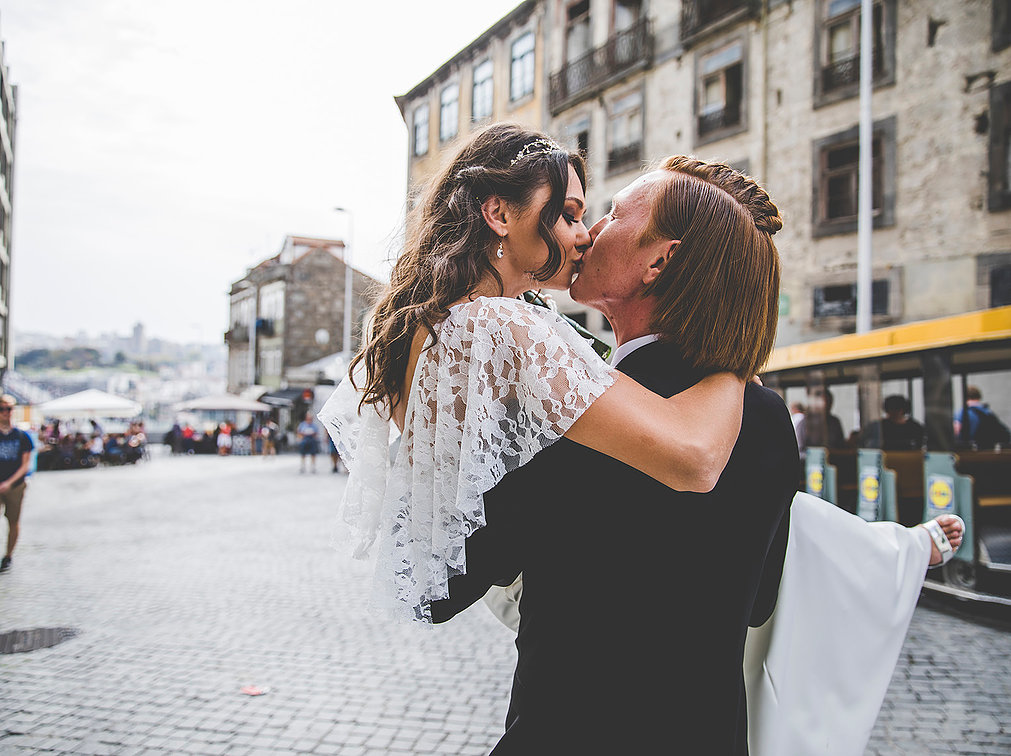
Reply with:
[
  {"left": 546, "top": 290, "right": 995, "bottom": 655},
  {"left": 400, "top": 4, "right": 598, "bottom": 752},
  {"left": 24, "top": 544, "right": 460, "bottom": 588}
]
[{"left": 1, "top": 452, "right": 1009, "bottom": 755}]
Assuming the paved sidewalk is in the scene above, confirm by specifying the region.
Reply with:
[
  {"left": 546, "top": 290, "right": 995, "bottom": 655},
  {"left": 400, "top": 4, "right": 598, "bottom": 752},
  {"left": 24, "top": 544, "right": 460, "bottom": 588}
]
[
  {"left": 1, "top": 452, "right": 1009, "bottom": 755},
  {"left": 1, "top": 454, "right": 516, "bottom": 755}
]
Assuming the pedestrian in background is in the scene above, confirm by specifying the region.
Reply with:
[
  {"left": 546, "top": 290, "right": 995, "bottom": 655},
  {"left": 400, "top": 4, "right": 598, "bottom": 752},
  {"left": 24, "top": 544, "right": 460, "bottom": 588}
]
[
  {"left": 861, "top": 395, "right": 926, "bottom": 450},
  {"left": 216, "top": 422, "right": 232, "bottom": 456},
  {"left": 296, "top": 412, "right": 319, "bottom": 473},
  {"left": 0, "top": 395, "right": 34, "bottom": 573},
  {"left": 954, "top": 386, "right": 1011, "bottom": 450}
]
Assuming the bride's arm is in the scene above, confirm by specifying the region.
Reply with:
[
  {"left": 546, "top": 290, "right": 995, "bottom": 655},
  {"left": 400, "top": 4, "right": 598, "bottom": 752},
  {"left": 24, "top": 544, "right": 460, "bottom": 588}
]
[{"left": 564, "top": 372, "right": 745, "bottom": 493}]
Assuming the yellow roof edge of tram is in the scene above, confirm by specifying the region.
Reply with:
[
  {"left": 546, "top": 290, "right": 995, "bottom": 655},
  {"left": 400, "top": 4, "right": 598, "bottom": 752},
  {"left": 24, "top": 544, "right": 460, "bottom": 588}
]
[{"left": 765, "top": 306, "right": 1011, "bottom": 373}]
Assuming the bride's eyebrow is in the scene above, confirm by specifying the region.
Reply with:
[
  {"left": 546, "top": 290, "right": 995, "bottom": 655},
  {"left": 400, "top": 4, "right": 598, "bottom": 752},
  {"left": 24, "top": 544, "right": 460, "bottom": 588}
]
[{"left": 565, "top": 196, "right": 585, "bottom": 209}]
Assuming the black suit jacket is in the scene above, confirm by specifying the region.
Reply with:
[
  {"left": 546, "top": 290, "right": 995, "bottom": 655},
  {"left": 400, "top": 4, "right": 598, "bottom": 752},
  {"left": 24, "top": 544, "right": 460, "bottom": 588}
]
[{"left": 431, "top": 341, "right": 799, "bottom": 755}]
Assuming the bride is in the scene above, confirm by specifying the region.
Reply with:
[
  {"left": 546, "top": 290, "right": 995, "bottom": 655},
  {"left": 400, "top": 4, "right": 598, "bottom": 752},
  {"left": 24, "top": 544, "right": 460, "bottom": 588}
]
[{"left": 320, "top": 122, "right": 963, "bottom": 754}]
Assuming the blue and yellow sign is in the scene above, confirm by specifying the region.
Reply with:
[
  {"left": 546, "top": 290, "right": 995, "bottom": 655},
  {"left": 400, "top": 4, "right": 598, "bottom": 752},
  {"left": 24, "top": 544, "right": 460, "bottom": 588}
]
[
  {"left": 808, "top": 468, "right": 824, "bottom": 495},
  {"left": 927, "top": 474, "right": 954, "bottom": 513},
  {"left": 861, "top": 473, "right": 880, "bottom": 503}
]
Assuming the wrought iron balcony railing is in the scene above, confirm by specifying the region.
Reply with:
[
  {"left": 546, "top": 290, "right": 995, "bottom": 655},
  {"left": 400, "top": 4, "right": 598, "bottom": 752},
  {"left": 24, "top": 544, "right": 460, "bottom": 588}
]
[
  {"left": 697, "top": 103, "right": 742, "bottom": 138},
  {"left": 607, "top": 140, "right": 643, "bottom": 174},
  {"left": 549, "top": 18, "right": 653, "bottom": 113},
  {"left": 681, "top": 0, "right": 757, "bottom": 45},
  {"left": 821, "top": 51, "right": 884, "bottom": 93}
]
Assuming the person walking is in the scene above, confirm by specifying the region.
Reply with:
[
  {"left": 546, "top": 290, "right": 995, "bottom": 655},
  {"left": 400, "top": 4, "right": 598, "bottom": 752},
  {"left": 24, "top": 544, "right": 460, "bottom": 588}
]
[
  {"left": 296, "top": 412, "right": 320, "bottom": 473},
  {"left": 0, "top": 395, "right": 34, "bottom": 573}
]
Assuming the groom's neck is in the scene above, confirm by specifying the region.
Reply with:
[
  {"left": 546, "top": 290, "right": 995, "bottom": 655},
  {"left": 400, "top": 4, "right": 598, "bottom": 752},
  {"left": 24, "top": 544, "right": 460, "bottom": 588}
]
[{"left": 601, "top": 298, "right": 657, "bottom": 347}]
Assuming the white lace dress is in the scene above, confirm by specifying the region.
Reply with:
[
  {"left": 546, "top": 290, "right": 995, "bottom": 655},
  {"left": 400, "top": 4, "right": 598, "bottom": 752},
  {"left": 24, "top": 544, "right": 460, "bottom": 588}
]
[{"left": 317, "top": 296, "right": 616, "bottom": 622}]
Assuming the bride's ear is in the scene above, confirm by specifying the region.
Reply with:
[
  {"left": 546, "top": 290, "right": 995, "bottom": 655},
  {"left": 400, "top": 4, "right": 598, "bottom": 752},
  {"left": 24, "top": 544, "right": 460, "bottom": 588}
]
[{"left": 481, "top": 196, "right": 509, "bottom": 237}]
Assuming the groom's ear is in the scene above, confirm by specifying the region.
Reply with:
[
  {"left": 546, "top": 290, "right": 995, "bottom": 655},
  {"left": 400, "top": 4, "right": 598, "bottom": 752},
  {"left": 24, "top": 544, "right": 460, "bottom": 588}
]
[
  {"left": 481, "top": 196, "right": 509, "bottom": 237},
  {"left": 642, "top": 240, "right": 679, "bottom": 286}
]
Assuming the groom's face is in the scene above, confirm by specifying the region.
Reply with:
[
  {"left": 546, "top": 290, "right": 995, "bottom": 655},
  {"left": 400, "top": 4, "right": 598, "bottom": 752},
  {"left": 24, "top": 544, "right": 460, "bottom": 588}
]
[{"left": 570, "top": 172, "right": 667, "bottom": 313}]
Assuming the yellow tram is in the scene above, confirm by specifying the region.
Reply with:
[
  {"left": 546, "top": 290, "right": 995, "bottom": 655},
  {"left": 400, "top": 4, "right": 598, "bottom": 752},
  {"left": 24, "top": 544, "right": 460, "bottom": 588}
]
[{"left": 761, "top": 306, "right": 1011, "bottom": 604}]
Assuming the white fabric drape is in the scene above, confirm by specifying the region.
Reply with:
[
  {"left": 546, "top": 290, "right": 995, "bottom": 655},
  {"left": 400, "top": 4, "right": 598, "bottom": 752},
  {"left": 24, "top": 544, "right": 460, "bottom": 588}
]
[{"left": 744, "top": 492, "right": 930, "bottom": 755}]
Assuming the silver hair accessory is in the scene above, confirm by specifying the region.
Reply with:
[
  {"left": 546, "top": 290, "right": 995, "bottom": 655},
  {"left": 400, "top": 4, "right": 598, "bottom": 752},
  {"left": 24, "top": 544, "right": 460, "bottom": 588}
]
[
  {"left": 496, "top": 240, "right": 505, "bottom": 259},
  {"left": 510, "top": 138, "right": 563, "bottom": 167}
]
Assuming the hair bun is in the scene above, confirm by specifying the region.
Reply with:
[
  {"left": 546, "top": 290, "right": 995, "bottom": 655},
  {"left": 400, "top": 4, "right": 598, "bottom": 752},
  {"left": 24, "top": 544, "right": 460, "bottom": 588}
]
[{"left": 753, "top": 209, "right": 783, "bottom": 236}]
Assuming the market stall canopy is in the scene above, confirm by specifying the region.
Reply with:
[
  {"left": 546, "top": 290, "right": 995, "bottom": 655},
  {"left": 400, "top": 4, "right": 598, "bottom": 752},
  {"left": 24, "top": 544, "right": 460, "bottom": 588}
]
[
  {"left": 174, "top": 394, "right": 272, "bottom": 412},
  {"left": 36, "top": 389, "right": 142, "bottom": 419}
]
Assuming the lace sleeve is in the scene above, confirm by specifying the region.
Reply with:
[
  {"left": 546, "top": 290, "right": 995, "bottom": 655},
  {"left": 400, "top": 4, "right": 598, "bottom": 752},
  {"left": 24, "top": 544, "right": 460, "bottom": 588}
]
[{"left": 321, "top": 296, "right": 617, "bottom": 623}]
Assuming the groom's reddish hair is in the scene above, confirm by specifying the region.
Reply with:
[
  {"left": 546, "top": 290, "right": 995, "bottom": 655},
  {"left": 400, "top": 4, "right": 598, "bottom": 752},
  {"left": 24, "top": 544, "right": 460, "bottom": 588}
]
[{"left": 641, "top": 156, "right": 782, "bottom": 380}]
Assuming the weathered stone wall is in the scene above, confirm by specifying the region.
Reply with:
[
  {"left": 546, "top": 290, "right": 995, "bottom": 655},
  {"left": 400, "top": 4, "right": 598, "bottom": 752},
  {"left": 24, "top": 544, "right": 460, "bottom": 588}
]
[
  {"left": 283, "top": 249, "right": 376, "bottom": 370},
  {"left": 550, "top": 0, "right": 1011, "bottom": 346}
]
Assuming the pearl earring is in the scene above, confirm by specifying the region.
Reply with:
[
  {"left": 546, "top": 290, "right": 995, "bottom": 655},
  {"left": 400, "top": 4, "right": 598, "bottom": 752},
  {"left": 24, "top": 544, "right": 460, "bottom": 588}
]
[{"left": 496, "top": 241, "right": 504, "bottom": 259}]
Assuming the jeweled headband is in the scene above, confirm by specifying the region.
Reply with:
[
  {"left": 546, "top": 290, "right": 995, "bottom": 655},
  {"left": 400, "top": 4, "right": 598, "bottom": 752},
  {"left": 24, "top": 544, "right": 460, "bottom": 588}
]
[{"left": 510, "top": 137, "right": 564, "bottom": 166}]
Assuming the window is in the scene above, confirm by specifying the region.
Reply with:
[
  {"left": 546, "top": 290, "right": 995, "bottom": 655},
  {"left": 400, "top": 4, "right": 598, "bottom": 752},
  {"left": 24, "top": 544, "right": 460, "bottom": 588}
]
[
  {"left": 989, "top": 81, "right": 1011, "bottom": 212},
  {"left": 995, "top": 0, "right": 1011, "bottom": 52},
  {"left": 813, "top": 280, "right": 889, "bottom": 320},
  {"left": 822, "top": 140, "right": 880, "bottom": 220},
  {"left": 696, "top": 39, "right": 745, "bottom": 143},
  {"left": 472, "top": 59, "right": 494, "bottom": 122},
  {"left": 511, "top": 32, "right": 536, "bottom": 101},
  {"left": 567, "top": 2, "right": 592, "bottom": 62},
  {"left": 564, "top": 115, "right": 591, "bottom": 159},
  {"left": 439, "top": 84, "right": 459, "bottom": 142},
  {"left": 607, "top": 90, "right": 643, "bottom": 174},
  {"left": 992, "top": 264, "right": 1011, "bottom": 306},
  {"left": 412, "top": 103, "right": 429, "bottom": 157},
  {"left": 812, "top": 116, "right": 896, "bottom": 236},
  {"left": 614, "top": 0, "right": 643, "bottom": 32},
  {"left": 979, "top": 253, "right": 1011, "bottom": 307},
  {"left": 814, "top": 0, "right": 894, "bottom": 107}
]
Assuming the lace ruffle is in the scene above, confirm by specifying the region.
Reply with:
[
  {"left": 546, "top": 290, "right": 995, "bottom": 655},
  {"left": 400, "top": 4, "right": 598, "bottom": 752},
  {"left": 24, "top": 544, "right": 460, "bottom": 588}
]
[{"left": 318, "top": 296, "right": 616, "bottom": 622}]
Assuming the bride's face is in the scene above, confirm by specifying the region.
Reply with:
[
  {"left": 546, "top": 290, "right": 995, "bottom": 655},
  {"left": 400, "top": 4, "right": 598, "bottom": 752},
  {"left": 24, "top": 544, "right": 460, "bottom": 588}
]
[{"left": 499, "top": 164, "right": 591, "bottom": 295}]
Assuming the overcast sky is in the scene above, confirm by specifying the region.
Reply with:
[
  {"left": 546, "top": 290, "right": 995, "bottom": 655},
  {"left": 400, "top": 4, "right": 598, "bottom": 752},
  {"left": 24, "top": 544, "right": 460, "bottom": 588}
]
[{"left": 0, "top": 0, "right": 522, "bottom": 345}]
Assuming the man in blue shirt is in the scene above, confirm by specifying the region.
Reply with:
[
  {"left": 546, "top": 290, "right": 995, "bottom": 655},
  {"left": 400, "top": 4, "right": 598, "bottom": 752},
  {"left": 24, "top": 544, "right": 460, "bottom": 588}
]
[{"left": 0, "top": 395, "right": 34, "bottom": 572}]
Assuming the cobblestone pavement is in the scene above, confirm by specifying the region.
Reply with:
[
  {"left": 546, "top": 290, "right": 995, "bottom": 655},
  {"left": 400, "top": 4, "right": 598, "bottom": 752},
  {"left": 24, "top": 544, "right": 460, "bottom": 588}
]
[{"left": 1, "top": 452, "right": 1009, "bottom": 755}]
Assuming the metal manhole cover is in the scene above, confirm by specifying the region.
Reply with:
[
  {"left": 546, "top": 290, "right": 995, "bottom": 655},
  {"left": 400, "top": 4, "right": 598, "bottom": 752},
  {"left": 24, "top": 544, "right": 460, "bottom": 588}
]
[{"left": 0, "top": 627, "right": 80, "bottom": 654}]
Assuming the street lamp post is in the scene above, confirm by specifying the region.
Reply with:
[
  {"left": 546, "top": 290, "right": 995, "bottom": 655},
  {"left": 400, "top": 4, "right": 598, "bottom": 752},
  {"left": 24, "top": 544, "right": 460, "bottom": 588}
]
[
  {"left": 856, "top": 0, "right": 873, "bottom": 334},
  {"left": 333, "top": 207, "right": 354, "bottom": 359}
]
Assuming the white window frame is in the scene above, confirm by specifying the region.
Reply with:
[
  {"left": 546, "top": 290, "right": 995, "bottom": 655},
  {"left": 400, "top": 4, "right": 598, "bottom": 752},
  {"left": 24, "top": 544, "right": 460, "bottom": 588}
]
[
  {"left": 472, "top": 59, "right": 494, "bottom": 122},
  {"left": 440, "top": 83, "right": 459, "bottom": 142},
  {"left": 510, "top": 32, "right": 536, "bottom": 101},
  {"left": 412, "top": 103, "right": 429, "bottom": 157}
]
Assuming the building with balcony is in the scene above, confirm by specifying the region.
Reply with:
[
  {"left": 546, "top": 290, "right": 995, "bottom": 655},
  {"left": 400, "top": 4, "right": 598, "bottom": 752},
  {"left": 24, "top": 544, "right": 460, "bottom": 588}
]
[
  {"left": 224, "top": 236, "right": 377, "bottom": 394},
  {"left": 0, "top": 32, "right": 16, "bottom": 378},
  {"left": 397, "top": 0, "right": 1011, "bottom": 352}
]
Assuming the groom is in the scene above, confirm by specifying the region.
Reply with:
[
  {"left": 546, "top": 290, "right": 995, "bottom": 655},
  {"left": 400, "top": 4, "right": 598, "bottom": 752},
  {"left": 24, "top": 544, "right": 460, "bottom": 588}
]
[{"left": 430, "top": 158, "right": 800, "bottom": 754}]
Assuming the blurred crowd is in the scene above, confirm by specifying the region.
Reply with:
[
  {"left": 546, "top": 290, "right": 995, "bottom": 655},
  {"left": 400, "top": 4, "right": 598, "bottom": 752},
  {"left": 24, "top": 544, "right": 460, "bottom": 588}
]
[{"left": 36, "top": 420, "right": 148, "bottom": 470}]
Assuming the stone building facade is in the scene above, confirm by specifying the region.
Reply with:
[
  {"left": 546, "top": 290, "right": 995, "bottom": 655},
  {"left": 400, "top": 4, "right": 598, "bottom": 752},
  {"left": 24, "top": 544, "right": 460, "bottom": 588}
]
[
  {"left": 0, "top": 33, "right": 16, "bottom": 377},
  {"left": 397, "top": 0, "right": 1011, "bottom": 348},
  {"left": 225, "top": 236, "right": 377, "bottom": 393}
]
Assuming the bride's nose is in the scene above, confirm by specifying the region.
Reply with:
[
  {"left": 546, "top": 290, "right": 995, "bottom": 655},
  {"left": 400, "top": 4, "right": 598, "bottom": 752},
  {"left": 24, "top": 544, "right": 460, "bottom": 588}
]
[{"left": 575, "top": 220, "right": 591, "bottom": 250}]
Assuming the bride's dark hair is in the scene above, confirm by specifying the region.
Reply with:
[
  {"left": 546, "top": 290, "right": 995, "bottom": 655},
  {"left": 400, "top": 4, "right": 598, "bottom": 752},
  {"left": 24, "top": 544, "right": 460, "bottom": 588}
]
[{"left": 354, "top": 122, "right": 586, "bottom": 410}]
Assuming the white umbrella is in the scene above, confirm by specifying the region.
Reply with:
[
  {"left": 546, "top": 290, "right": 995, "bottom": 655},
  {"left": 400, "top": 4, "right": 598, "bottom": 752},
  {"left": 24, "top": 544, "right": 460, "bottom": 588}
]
[
  {"left": 36, "top": 389, "right": 142, "bottom": 420},
  {"left": 174, "top": 394, "right": 272, "bottom": 412}
]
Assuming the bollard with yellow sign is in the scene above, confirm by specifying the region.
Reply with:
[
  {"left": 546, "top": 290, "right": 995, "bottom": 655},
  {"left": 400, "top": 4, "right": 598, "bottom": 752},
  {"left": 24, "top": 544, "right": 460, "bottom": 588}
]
[
  {"left": 805, "top": 447, "right": 838, "bottom": 506},
  {"left": 923, "top": 452, "right": 975, "bottom": 563},
  {"left": 856, "top": 449, "right": 899, "bottom": 523}
]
